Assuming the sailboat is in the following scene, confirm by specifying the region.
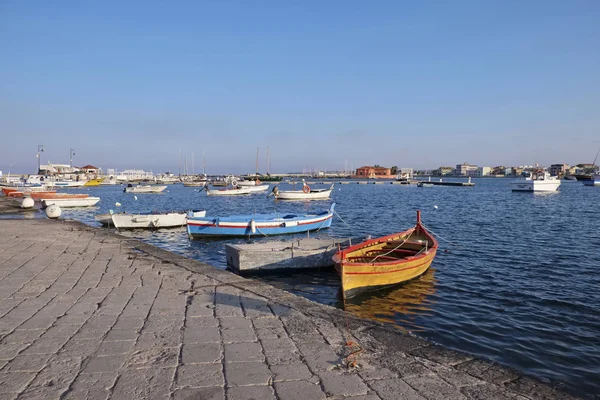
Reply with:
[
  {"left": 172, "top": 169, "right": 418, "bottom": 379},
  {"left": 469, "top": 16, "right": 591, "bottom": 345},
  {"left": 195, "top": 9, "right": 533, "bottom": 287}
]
[
  {"left": 236, "top": 147, "right": 270, "bottom": 192},
  {"left": 575, "top": 147, "right": 600, "bottom": 182}
]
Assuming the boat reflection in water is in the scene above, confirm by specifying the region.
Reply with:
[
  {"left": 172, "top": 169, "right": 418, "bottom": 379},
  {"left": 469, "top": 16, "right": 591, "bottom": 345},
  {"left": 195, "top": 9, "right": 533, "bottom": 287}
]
[{"left": 342, "top": 268, "right": 437, "bottom": 333}]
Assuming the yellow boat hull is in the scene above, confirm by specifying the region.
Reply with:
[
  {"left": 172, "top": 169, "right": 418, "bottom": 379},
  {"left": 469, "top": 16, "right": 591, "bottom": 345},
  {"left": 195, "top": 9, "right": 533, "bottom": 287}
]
[
  {"left": 337, "top": 249, "right": 436, "bottom": 298},
  {"left": 84, "top": 179, "right": 104, "bottom": 186}
]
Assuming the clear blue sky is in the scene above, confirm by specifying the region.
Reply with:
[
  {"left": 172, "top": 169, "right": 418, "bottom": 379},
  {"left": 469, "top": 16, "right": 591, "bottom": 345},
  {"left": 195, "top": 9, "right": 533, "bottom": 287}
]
[{"left": 1, "top": 0, "right": 599, "bottom": 174}]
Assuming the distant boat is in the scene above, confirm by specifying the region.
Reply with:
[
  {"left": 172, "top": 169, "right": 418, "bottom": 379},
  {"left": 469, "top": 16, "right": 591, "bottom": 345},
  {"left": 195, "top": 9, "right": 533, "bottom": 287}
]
[
  {"left": 205, "top": 186, "right": 255, "bottom": 196},
  {"left": 417, "top": 182, "right": 433, "bottom": 188},
  {"left": 270, "top": 181, "right": 334, "bottom": 201},
  {"left": 333, "top": 210, "right": 438, "bottom": 299},
  {"left": 187, "top": 203, "right": 335, "bottom": 238},
  {"left": 123, "top": 185, "right": 167, "bottom": 193},
  {"left": 512, "top": 170, "right": 560, "bottom": 192},
  {"left": 84, "top": 178, "right": 104, "bottom": 186},
  {"left": 41, "top": 197, "right": 100, "bottom": 208},
  {"left": 583, "top": 174, "right": 600, "bottom": 187},
  {"left": 95, "top": 210, "right": 206, "bottom": 229}
]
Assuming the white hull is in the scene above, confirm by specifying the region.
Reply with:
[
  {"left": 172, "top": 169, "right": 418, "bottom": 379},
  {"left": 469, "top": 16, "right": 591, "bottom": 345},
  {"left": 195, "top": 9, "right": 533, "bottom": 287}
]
[
  {"left": 42, "top": 197, "right": 100, "bottom": 208},
  {"left": 244, "top": 185, "right": 270, "bottom": 193},
  {"left": 275, "top": 186, "right": 333, "bottom": 200},
  {"left": 109, "top": 210, "right": 207, "bottom": 229},
  {"left": 43, "top": 181, "right": 86, "bottom": 188},
  {"left": 124, "top": 185, "right": 167, "bottom": 193},
  {"left": 183, "top": 182, "right": 207, "bottom": 187},
  {"left": 206, "top": 187, "right": 255, "bottom": 196},
  {"left": 512, "top": 180, "right": 561, "bottom": 192}
]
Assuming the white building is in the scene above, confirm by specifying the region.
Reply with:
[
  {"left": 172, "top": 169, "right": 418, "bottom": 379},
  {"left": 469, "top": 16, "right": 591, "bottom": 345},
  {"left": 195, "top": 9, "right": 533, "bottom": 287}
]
[{"left": 476, "top": 166, "right": 492, "bottom": 177}]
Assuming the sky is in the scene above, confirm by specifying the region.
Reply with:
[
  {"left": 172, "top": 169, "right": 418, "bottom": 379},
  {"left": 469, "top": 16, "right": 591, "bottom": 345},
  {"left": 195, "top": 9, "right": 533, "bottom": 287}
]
[{"left": 1, "top": 0, "right": 599, "bottom": 175}]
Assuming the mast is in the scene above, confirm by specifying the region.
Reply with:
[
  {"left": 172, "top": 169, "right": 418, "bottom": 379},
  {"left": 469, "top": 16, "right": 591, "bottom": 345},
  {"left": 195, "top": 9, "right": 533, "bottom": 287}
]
[
  {"left": 202, "top": 152, "right": 206, "bottom": 175},
  {"left": 192, "top": 152, "right": 195, "bottom": 175},
  {"left": 267, "top": 146, "right": 270, "bottom": 175},
  {"left": 593, "top": 146, "right": 600, "bottom": 169},
  {"left": 255, "top": 147, "right": 259, "bottom": 179}
]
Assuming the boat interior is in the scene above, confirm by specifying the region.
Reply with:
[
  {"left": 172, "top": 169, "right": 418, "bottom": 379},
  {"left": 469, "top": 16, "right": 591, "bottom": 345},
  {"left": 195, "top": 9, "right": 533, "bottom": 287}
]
[{"left": 345, "top": 230, "right": 433, "bottom": 264}]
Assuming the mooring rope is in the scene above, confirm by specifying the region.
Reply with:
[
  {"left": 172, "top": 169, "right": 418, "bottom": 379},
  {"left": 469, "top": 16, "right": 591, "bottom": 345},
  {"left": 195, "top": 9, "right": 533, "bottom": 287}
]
[
  {"left": 420, "top": 223, "right": 463, "bottom": 248},
  {"left": 370, "top": 228, "right": 415, "bottom": 263}
]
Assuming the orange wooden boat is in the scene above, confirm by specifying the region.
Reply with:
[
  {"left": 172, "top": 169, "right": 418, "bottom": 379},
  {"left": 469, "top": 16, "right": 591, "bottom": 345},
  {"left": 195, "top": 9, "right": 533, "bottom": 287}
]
[
  {"left": 30, "top": 192, "right": 89, "bottom": 200},
  {"left": 333, "top": 210, "right": 438, "bottom": 299},
  {"left": 7, "top": 190, "right": 57, "bottom": 198}
]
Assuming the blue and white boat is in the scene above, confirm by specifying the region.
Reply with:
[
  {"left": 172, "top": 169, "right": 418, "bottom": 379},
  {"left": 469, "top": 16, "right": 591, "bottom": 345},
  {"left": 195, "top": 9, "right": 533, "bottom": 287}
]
[
  {"left": 583, "top": 174, "right": 600, "bottom": 186},
  {"left": 187, "top": 203, "right": 335, "bottom": 238}
]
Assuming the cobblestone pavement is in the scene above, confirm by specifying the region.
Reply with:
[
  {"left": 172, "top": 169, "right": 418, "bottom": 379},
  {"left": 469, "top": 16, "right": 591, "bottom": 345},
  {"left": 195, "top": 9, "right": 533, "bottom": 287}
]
[{"left": 0, "top": 219, "right": 579, "bottom": 399}]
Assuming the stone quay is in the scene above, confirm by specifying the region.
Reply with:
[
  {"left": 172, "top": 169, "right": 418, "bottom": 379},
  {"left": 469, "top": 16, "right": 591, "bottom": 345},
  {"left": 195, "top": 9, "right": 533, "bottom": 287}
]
[{"left": 0, "top": 206, "right": 580, "bottom": 399}]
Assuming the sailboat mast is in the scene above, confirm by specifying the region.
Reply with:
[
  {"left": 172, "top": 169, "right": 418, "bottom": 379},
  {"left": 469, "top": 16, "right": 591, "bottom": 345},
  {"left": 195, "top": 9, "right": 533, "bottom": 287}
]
[
  {"left": 267, "top": 146, "right": 270, "bottom": 175},
  {"left": 255, "top": 147, "right": 259, "bottom": 178},
  {"left": 202, "top": 152, "right": 206, "bottom": 175},
  {"left": 593, "top": 146, "right": 600, "bottom": 168}
]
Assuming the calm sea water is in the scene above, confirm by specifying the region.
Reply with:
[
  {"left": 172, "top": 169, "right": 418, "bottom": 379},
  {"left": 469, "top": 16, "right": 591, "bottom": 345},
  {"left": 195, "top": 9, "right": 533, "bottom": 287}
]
[{"left": 53, "top": 179, "right": 599, "bottom": 398}]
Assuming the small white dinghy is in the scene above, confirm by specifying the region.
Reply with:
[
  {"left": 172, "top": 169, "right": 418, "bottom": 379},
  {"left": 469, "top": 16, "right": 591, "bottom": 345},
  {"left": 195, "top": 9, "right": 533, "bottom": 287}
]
[
  {"left": 123, "top": 185, "right": 167, "bottom": 193},
  {"left": 95, "top": 210, "right": 206, "bottom": 229},
  {"left": 42, "top": 197, "right": 101, "bottom": 208},
  {"left": 270, "top": 181, "right": 334, "bottom": 201}
]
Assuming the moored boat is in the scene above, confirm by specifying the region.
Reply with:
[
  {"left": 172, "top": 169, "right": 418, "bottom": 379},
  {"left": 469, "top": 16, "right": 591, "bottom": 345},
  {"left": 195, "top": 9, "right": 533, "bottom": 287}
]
[
  {"left": 270, "top": 182, "right": 334, "bottom": 201},
  {"left": 582, "top": 174, "right": 600, "bottom": 186},
  {"left": 84, "top": 178, "right": 104, "bottom": 186},
  {"left": 6, "top": 190, "right": 57, "bottom": 198},
  {"left": 187, "top": 203, "right": 335, "bottom": 238},
  {"left": 30, "top": 192, "right": 89, "bottom": 200},
  {"left": 123, "top": 185, "right": 167, "bottom": 193},
  {"left": 95, "top": 210, "right": 207, "bottom": 229},
  {"left": 205, "top": 186, "right": 255, "bottom": 196},
  {"left": 41, "top": 197, "right": 100, "bottom": 208},
  {"left": 333, "top": 210, "right": 438, "bottom": 299},
  {"left": 511, "top": 170, "right": 561, "bottom": 192}
]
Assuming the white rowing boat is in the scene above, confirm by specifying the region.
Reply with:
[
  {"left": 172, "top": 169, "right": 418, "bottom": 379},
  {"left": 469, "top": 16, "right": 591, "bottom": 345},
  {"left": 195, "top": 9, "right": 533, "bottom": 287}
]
[
  {"left": 95, "top": 210, "right": 207, "bottom": 229},
  {"left": 41, "top": 197, "right": 100, "bottom": 208}
]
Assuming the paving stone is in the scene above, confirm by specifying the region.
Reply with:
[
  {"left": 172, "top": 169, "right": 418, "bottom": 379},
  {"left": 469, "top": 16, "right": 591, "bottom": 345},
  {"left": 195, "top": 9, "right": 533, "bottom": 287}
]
[
  {"left": 227, "top": 385, "right": 276, "bottom": 400},
  {"left": 273, "top": 381, "right": 326, "bottom": 400},
  {"left": 173, "top": 387, "right": 224, "bottom": 400},
  {"left": 358, "top": 366, "right": 398, "bottom": 381},
  {"left": 186, "top": 316, "right": 218, "bottom": 328},
  {"left": 409, "top": 345, "right": 473, "bottom": 367},
  {"left": 270, "top": 363, "right": 313, "bottom": 381},
  {"left": 183, "top": 326, "right": 220, "bottom": 343},
  {"left": 111, "top": 367, "right": 175, "bottom": 399},
  {"left": 3, "top": 354, "right": 51, "bottom": 372},
  {"left": 18, "top": 356, "right": 82, "bottom": 399},
  {"left": 135, "top": 329, "right": 180, "bottom": 350},
  {"left": 182, "top": 343, "right": 222, "bottom": 364},
  {"left": 220, "top": 317, "right": 252, "bottom": 330},
  {"left": 125, "top": 347, "right": 179, "bottom": 369},
  {"left": 369, "top": 378, "right": 427, "bottom": 400},
  {"left": 221, "top": 327, "right": 257, "bottom": 343},
  {"left": 403, "top": 374, "right": 467, "bottom": 399},
  {"left": 0, "top": 372, "right": 36, "bottom": 394},
  {"left": 225, "top": 361, "right": 272, "bottom": 386},
  {"left": 104, "top": 328, "right": 139, "bottom": 341},
  {"left": 19, "top": 337, "right": 68, "bottom": 355},
  {"left": 461, "top": 383, "right": 521, "bottom": 400},
  {"left": 317, "top": 370, "right": 370, "bottom": 397},
  {"left": 59, "top": 339, "right": 98, "bottom": 358},
  {"left": 0, "top": 342, "right": 30, "bottom": 360},
  {"left": 83, "top": 354, "right": 128, "bottom": 373},
  {"left": 175, "top": 363, "right": 224, "bottom": 388},
  {"left": 224, "top": 342, "right": 264, "bottom": 362},
  {"left": 96, "top": 340, "right": 135, "bottom": 356}
]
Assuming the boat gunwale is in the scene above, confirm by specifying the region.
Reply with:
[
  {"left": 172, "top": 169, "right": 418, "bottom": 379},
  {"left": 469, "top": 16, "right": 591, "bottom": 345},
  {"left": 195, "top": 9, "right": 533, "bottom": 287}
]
[{"left": 335, "top": 220, "right": 439, "bottom": 267}]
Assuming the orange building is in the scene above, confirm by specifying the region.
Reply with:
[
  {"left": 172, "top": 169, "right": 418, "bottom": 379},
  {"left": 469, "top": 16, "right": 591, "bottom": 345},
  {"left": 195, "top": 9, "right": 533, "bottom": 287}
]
[{"left": 353, "top": 166, "right": 393, "bottom": 179}]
